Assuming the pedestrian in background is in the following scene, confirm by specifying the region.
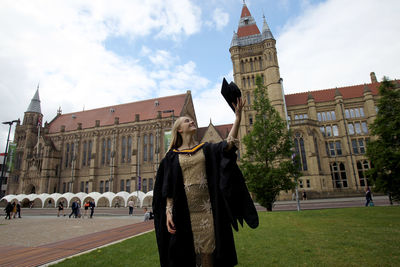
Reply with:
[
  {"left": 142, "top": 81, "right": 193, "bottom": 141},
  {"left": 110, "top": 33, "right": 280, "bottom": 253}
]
[
  {"left": 89, "top": 200, "right": 95, "bottom": 218},
  {"left": 365, "top": 187, "right": 373, "bottom": 206},
  {"left": 128, "top": 199, "right": 134, "bottom": 216},
  {"left": 12, "top": 202, "right": 17, "bottom": 218},
  {"left": 4, "top": 202, "right": 13, "bottom": 220},
  {"left": 16, "top": 202, "right": 21, "bottom": 218},
  {"left": 83, "top": 201, "right": 90, "bottom": 218},
  {"left": 57, "top": 201, "right": 64, "bottom": 217}
]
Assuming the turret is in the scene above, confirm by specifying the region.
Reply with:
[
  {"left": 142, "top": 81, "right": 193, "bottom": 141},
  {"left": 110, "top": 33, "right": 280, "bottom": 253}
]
[{"left": 23, "top": 86, "right": 43, "bottom": 127}]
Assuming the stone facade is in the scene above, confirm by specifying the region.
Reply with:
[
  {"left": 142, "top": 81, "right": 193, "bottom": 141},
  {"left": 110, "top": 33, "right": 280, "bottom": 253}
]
[{"left": 7, "top": 91, "right": 197, "bottom": 195}]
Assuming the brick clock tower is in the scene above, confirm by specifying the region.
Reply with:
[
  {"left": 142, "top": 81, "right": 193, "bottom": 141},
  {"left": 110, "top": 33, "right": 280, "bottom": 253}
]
[{"left": 230, "top": 3, "right": 286, "bottom": 155}]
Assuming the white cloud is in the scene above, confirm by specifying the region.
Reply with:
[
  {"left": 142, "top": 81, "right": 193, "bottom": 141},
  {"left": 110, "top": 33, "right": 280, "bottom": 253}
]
[
  {"left": 149, "top": 50, "right": 178, "bottom": 69},
  {"left": 0, "top": 0, "right": 205, "bottom": 151},
  {"left": 193, "top": 70, "right": 234, "bottom": 127},
  {"left": 213, "top": 8, "right": 230, "bottom": 30},
  {"left": 278, "top": 0, "right": 400, "bottom": 93},
  {"left": 157, "top": 61, "right": 210, "bottom": 96}
]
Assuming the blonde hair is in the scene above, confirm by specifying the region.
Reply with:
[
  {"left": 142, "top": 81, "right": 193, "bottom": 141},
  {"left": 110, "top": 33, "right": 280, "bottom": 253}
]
[{"left": 167, "top": 116, "right": 197, "bottom": 151}]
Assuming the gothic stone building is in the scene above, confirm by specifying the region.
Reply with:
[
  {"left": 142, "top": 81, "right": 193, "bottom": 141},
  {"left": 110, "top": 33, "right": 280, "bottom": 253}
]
[
  {"left": 6, "top": 3, "right": 398, "bottom": 199},
  {"left": 7, "top": 91, "right": 198, "bottom": 195},
  {"left": 230, "top": 3, "right": 397, "bottom": 198}
]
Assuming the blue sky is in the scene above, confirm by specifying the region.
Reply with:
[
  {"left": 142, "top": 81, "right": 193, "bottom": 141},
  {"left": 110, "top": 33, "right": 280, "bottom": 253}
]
[{"left": 1, "top": 0, "right": 400, "bottom": 152}]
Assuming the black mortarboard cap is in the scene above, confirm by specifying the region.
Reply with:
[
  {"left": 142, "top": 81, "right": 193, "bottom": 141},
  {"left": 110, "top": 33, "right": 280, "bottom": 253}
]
[{"left": 221, "top": 78, "right": 241, "bottom": 112}]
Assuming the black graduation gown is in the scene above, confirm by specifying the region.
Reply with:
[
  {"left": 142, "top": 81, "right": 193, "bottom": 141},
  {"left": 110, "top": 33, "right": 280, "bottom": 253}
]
[{"left": 153, "top": 141, "right": 259, "bottom": 267}]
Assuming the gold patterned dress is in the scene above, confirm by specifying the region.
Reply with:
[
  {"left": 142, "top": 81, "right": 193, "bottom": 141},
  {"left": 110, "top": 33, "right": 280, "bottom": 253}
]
[{"left": 177, "top": 146, "right": 215, "bottom": 255}]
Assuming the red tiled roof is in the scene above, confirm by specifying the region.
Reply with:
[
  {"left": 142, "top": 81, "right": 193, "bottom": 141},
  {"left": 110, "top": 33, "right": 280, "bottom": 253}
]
[
  {"left": 241, "top": 5, "right": 251, "bottom": 18},
  {"left": 196, "top": 127, "right": 208, "bottom": 142},
  {"left": 48, "top": 93, "right": 187, "bottom": 133},
  {"left": 285, "top": 82, "right": 380, "bottom": 107},
  {"left": 237, "top": 24, "right": 260, "bottom": 38},
  {"left": 214, "top": 124, "right": 233, "bottom": 139}
]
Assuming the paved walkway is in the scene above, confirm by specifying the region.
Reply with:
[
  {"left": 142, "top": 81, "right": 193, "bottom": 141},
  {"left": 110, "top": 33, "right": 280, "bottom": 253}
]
[{"left": 0, "top": 216, "right": 154, "bottom": 267}]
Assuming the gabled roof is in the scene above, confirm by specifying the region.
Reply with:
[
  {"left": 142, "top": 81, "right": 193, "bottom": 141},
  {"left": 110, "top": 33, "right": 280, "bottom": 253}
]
[
  {"left": 285, "top": 82, "right": 380, "bottom": 107},
  {"left": 48, "top": 93, "right": 188, "bottom": 133},
  {"left": 196, "top": 123, "right": 232, "bottom": 141}
]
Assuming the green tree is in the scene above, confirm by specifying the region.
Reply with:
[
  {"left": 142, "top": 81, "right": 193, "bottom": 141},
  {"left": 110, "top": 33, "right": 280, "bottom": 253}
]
[
  {"left": 240, "top": 76, "right": 300, "bottom": 211},
  {"left": 366, "top": 78, "right": 400, "bottom": 203}
]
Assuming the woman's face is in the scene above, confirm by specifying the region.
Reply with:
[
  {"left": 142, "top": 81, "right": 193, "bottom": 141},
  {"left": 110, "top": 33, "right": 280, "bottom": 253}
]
[{"left": 178, "top": 117, "right": 196, "bottom": 135}]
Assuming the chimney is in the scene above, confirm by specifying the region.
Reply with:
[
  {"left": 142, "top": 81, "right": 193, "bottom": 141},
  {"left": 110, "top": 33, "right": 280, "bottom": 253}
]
[
  {"left": 114, "top": 117, "right": 119, "bottom": 125},
  {"left": 77, "top": 123, "right": 82, "bottom": 130},
  {"left": 370, "top": 72, "right": 377, "bottom": 83},
  {"left": 135, "top": 114, "right": 140, "bottom": 122}
]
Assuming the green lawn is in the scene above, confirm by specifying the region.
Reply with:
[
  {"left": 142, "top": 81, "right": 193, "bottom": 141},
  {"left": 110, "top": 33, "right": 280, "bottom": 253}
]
[{"left": 56, "top": 206, "right": 400, "bottom": 266}]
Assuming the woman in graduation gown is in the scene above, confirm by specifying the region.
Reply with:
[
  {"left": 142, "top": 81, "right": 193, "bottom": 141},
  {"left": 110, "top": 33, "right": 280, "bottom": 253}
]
[{"left": 153, "top": 97, "right": 258, "bottom": 267}]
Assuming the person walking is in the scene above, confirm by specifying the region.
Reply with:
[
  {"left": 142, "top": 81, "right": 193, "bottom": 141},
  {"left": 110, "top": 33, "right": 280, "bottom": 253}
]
[
  {"left": 83, "top": 201, "right": 90, "bottom": 218},
  {"left": 16, "top": 202, "right": 21, "bottom": 218},
  {"left": 128, "top": 200, "right": 134, "bottom": 216},
  {"left": 89, "top": 200, "right": 95, "bottom": 218},
  {"left": 57, "top": 201, "right": 64, "bottom": 217},
  {"left": 12, "top": 202, "right": 17, "bottom": 218},
  {"left": 4, "top": 202, "right": 13, "bottom": 220},
  {"left": 302, "top": 190, "right": 307, "bottom": 201},
  {"left": 153, "top": 96, "right": 259, "bottom": 267},
  {"left": 69, "top": 200, "right": 77, "bottom": 218},
  {"left": 365, "top": 187, "right": 373, "bottom": 206},
  {"left": 143, "top": 207, "right": 151, "bottom": 221}
]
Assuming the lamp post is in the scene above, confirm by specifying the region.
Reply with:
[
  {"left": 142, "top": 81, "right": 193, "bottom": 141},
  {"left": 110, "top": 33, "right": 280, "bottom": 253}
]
[{"left": 1, "top": 119, "right": 20, "bottom": 197}]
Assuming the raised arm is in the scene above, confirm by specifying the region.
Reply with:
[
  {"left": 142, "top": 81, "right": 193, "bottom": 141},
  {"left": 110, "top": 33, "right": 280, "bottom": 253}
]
[{"left": 226, "top": 97, "right": 245, "bottom": 151}]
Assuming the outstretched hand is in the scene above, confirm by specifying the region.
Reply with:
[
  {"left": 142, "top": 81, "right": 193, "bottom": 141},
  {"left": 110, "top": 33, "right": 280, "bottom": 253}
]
[{"left": 232, "top": 97, "right": 245, "bottom": 118}]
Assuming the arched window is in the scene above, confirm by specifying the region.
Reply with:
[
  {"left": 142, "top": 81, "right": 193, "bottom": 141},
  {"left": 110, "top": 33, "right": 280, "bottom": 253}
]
[
  {"left": 268, "top": 52, "right": 272, "bottom": 61},
  {"left": 246, "top": 92, "right": 251, "bottom": 105},
  {"left": 126, "top": 179, "right": 131, "bottom": 192},
  {"left": 120, "top": 179, "right": 125, "bottom": 192},
  {"left": 121, "top": 136, "right": 126, "bottom": 163},
  {"left": 150, "top": 134, "right": 154, "bottom": 161},
  {"left": 100, "top": 181, "right": 104, "bottom": 193},
  {"left": 88, "top": 140, "right": 92, "bottom": 166},
  {"left": 357, "top": 160, "right": 370, "bottom": 187},
  {"left": 82, "top": 141, "right": 87, "bottom": 166},
  {"left": 143, "top": 179, "right": 148, "bottom": 193},
  {"left": 143, "top": 134, "right": 148, "bottom": 162},
  {"left": 242, "top": 78, "right": 246, "bottom": 88},
  {"left": 127, "top": 136, "right": 132, "bottom": 162},
  {"left": 247, "top": 77, "right": 250, "bottom": 87},
  {"left": 250, "top": 60, "right": 253, "bottom": 71},
  {"left": 149, "top": 178, "right": 154, "bottom": 191},
  {"left": 107, "top": 139, "right": 111, "bottom": 164},
  {"left": 294, "top": 133, "right": 308, "bottom": 171},
  {"left": 105, "top": 180, "right": 109, "bottom": 192},
  {"left": 101, "top": 139, "right": 106, "bottom": 165},
  {"left": 70, "top": 143, "right": 74, "bottom": 167},
  {"left": 65, "top": 143, "right": 69, "bottom": 168},
  {"left": 240, "top": 61, "right": 244, "bottom": 73},
  {"left": 313, "top": 136, "right": 322, "bottom": 171},
  {"left": 259, "top": 57, "right": 263, "bottom": 69}
]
